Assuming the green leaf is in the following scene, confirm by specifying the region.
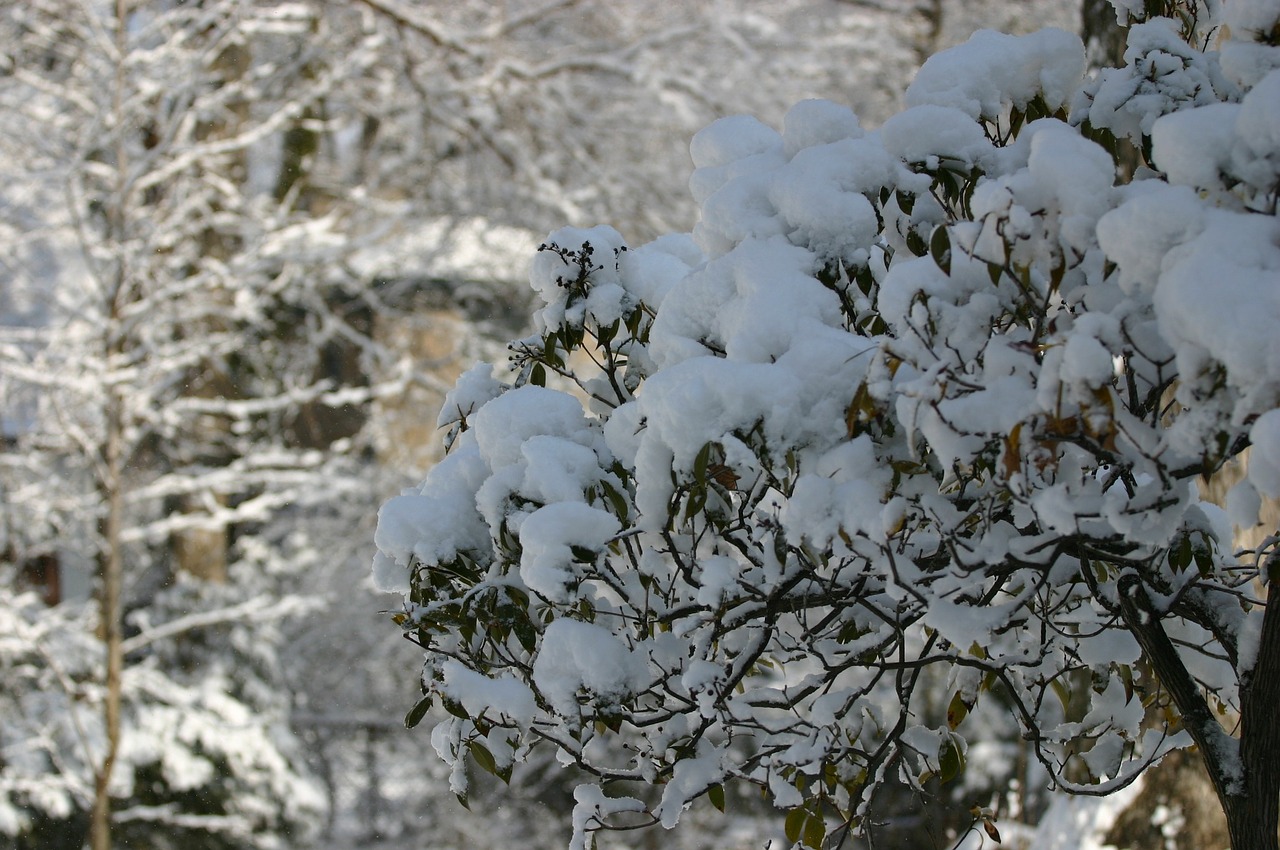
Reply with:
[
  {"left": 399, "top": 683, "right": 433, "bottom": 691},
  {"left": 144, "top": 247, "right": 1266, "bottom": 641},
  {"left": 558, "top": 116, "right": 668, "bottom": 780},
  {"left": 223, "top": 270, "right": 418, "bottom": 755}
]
[
  {"left": 804, "top": 809, "right": 827, "bottom": 849},
  {"left": 684, "top": 484, "right": 707, "bottom": 520},
  {"left": 946, "top": 690, "right": 970, "bottom": 729},
  {"left": 784, "top": 807, "right": 807, "bottom": 845},
  {"left": 905, "top": 228, "right": 928, "bottom": 257},
  {"left": 693, "top": 442, "right": 713, "bottom": 485},
  {"left": 530, "top": 363, "right": 547, "bottom": 387},
  {"left": 404, "top": 695, "right": 433, "bottom": 729},
  {"left": 601, "top": 480, "right": 629, "bottom": 521},
  {"left": 469, "top": 740, "right": 499, "bottom": 778},
  {"left": 1170, "top": 534, "right": 1192, "bottom": 572},
  {"left": 513, "top": 618, "right": 537, "bottom": 654},
  {"left": 442, "top": 696, "right": 469, "bottom": 720},
  {"left": 895, "top": 189, "right": 915, "bottom": 215},
  {"left": 597, "top": 319, "right": 619, "bottom": 346},
  {"left": 1192, "top": 535, "right": 1214, "bottom": 577},
  {"left": 708, "top": 783, "right": 726, "bottom": 813},
  {"left": 939, "top": 734, "right": 964, "bottom": 784},
  {"left": 1009, "top": 107, "right": 1026, "bottom": 140},
  {"left": 930, "top": 225, "right": 952, "bottom": 275}
]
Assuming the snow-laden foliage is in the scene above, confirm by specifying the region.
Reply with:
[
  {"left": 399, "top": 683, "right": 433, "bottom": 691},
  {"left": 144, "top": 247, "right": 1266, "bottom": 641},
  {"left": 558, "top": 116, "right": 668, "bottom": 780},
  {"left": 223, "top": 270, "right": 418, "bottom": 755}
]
[
  {"left": 0, "top": 588, "right": 324, "bottom": 849},
  {"left": 377, "top": 2, "right": 1280, "bottom": 848}
]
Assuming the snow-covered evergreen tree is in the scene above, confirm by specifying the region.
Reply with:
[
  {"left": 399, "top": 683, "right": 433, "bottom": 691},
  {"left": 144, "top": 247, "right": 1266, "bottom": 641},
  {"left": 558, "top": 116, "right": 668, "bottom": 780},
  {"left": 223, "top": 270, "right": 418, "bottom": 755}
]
[{"left": 374, "top": 2, "right": 1280, "bottom": 849}]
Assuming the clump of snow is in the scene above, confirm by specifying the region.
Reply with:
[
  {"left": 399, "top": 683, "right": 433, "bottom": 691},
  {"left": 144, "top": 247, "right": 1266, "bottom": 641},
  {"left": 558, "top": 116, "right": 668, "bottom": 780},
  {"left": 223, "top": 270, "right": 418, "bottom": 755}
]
[
  {"left": 879, "top": 104, "right": 995, "bottom": 169},
  {"left": 1153, "top": 209, "right": 1280, "bottom": 414},
  {"left": 519, "top": 502, "right": 621, "bottom": 603},
  {"left": 1232, "top": 69, "right": 1280, "bottom": 190},
  {"left": 440, "top": 660, "right": 536, "bottom": 727},
  {"left": 472, "top": 385, "right": 599, "bottom": 470},
  {"left": 1249, "top": 410, "right": 1280, "bottom": 497},
  {"left": 1096, "top": 183, "right": 1204, "bottom": 296},
  {"left": 1080, "top": 19, "right": 1238, "bottom": 142},
  {"left": 654, "top": 752, "right": 725, "bottom": 828},
  {"left": 781, "top": 99, "right": 863, "bottom": 158},
  {"left": 372, "top": 445, "right": 491, "bottom": 588},
  {"left": 1221, "top": 1, "right": 1280, "bottom": 86},
  {"left": 437, "top": 362, "right": 505, "bottom": 429},
  {"left": 906, "top": 28, "right": 1085, "bottom": 122},
  {"left": 533, "top": 619, "right": 648, "bottom": 717},
  {"left": 1151, "top": 102, "right": 1241, "bottom": 189},
  {"left": 570, "top": 785, "right": 646, "bottom": 850},
  {"left": 618, "top": 233, "right": 703, "bottom": 310}
]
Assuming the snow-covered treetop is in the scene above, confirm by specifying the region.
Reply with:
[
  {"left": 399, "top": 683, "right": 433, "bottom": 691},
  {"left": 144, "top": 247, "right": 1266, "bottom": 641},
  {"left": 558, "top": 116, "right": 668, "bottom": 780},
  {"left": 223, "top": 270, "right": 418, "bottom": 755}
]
[{"left": 374, "top": 2, "right": 1280, "bottom": 847}]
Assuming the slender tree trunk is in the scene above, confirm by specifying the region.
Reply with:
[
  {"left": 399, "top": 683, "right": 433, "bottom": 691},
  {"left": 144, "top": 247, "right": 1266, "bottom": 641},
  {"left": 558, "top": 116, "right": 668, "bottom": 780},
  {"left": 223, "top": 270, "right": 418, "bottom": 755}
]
[
  {"left": 90, "top": 391, "right": 125, "bottom": 850},
  {"left": 89, "top": 5, "right": 131, "bottom": 847}
]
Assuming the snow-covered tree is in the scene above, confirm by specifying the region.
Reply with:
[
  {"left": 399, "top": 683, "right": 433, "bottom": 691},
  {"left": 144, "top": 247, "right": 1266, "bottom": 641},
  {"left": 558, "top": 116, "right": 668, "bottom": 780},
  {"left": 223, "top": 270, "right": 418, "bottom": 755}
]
[
  {"left": 374, "top": 1, "right": 1280, "bottom": 848},
  {"left": 0, "top": 2, "right": 402, "bottom": 847}
]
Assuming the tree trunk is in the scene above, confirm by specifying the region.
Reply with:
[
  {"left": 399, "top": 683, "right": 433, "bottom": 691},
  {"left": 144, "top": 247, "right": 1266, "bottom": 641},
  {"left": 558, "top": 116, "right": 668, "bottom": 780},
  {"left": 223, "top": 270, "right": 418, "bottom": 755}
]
[
  {"left": 1119, "top": 574, "right": 1280, "bottom": 850},
  {"left": 89, "top": 392, "right": 125, "bottom": 850},
  {"left": 89, "top": 6, "right": 130, "bottom": 847},
  {"left": 1227, "top": 563, "right": 1280, "bottom": 850}
]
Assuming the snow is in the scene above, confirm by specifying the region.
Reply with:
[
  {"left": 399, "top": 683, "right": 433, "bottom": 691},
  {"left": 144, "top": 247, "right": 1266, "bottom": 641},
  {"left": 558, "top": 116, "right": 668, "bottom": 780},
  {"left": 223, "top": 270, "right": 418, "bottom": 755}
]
[
  {"left": 1019, "top": 782, "right": 1144, "bottom": 850},
  {"left": 348, "top": 215, "right": 539, "bottom": 286},
  {"left": 437, "top": 363, "right": 506, "bottom": 429},
  {"left": 1096, "top": 183, "right": 1204, "bottom": 296},
  {"left": 440, "top": 660, "right": 536, "bottom": 727},
  {"left": 533, "top": 619, "right": 648, "bottom": 717},
  {"left": 1232, "top": 69, "right": 1280, "bottom": 190},
  {"left": 1249, "top": 410, "right": 1280, "bottom": 497},
  {"left": 1224, "top": 0, "right": 1280, "bottom": 35},
  {"left": 1151, "top": 102, "right": 1241, "bottom": 189},
  {"left": 570, "top": 784, "right": 646, "bottom": 850},
  {"left": 781, "top": 99, "right": 863, "bottom": 158},
  {"left": 1153, "top": 209, "right": 1280, "bottom": 411},
  {"left": 1219, "top": 0, "right": 1280, "bottom": 86},
  {"left": 373, "top": 446, "right": 491, "bottom": 585},
  {"left": 472, "top": 385, "right": 600, "bottom": 470},
  {"left": 655, "top": 753, "right": 724, "bottom": 828},
  {"left": 879, "top": 104, "right": 995, "bottom": 168},
  {"left": 905, "top": 28, "right": 1085, "bottom": 121},
  {"left": 530, "top": 225, "right": 632, "bottom": 331},
  {"left": 519, "top": 502, "right": 620, "bottom": 603},
  {"left": 1081, "top": 18, "right": 1238, "bottom": 143}
]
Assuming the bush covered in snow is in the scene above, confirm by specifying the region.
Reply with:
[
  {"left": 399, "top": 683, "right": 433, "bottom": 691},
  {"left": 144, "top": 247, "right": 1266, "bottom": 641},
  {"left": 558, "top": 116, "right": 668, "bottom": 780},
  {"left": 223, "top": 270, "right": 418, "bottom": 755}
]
[{"left": 375, "top": 1, "right": 1280, "bottom": 848}]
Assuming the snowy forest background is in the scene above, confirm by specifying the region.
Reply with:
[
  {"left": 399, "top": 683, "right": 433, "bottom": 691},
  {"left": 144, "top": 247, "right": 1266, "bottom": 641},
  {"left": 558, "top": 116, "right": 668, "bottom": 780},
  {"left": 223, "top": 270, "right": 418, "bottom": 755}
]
[{"left": 0, "top": 1, "right": 1252, "bottom": 849}]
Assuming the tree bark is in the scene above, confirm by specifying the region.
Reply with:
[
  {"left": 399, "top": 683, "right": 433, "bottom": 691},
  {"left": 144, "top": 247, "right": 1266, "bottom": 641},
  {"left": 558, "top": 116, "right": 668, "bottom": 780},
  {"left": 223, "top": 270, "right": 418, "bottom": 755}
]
[
  {"left": 89, "top": 5, "right": 130, "bottom": 848},
  {"left": 89, "top": 391, "right": 125, "bottom": 850},
  {"left": 1231, "top": 559, "right": 1280, "bottom": 850},
  {"left": 1118, "top": 574, "right": 1279, "bottom": 850}
]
